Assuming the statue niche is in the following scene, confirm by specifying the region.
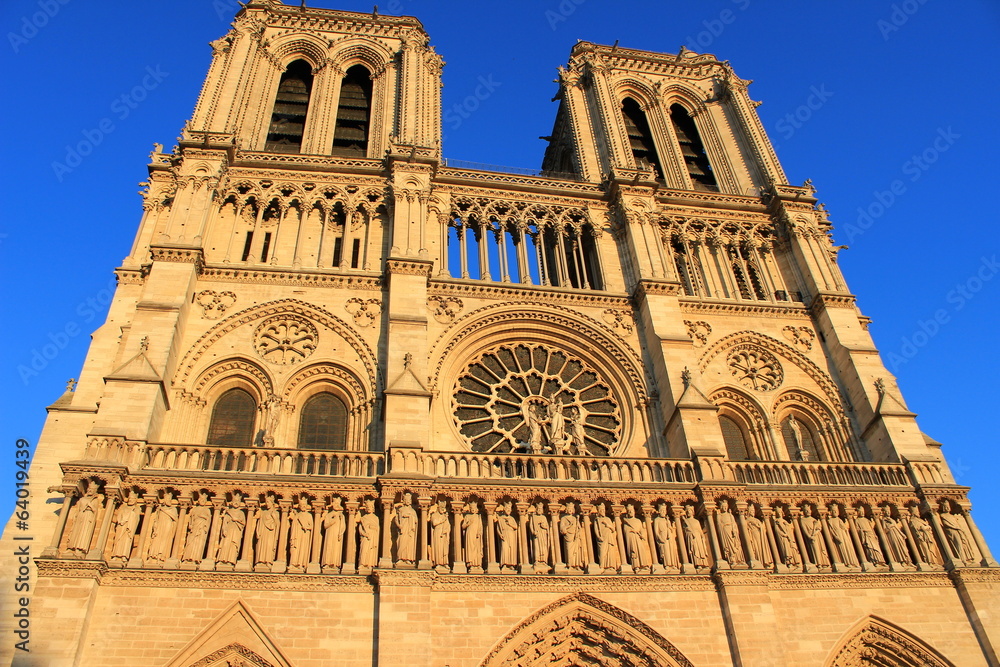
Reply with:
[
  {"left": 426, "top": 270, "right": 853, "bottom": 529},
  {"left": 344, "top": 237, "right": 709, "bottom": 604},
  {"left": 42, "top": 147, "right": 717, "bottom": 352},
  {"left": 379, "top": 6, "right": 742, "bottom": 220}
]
[{"left": 453, "top": 343, "right": 620, "bottom": 455}]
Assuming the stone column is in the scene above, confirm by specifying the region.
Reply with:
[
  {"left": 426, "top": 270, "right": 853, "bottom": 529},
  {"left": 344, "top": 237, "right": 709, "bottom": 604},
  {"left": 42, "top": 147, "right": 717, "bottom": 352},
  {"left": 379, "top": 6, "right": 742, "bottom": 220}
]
[
  {"left": 581, "top": 504, "right": 599, "bottom": 575},
  {"left": 485, "top": 502, "right": 500, "bottom": 574},
  {"left": 379, "top": 498, "right": 394, "bottom": 569},
  {"left": 819, "top": 508, "right": 843, "bottom": 573},
  {"left": 270, "top": 500, "right": 291, "bottom": 574},
  {"left": 550, "top": 504, "right": 565, "bottom": 574},
  {"left": 674, "top": 507, "right": 694, "bottom": 575},
  {"left": 790, "top": 508, "right": 812, "bottom": 573},
  {"left": 703, "top": 502, "right": 727, "bottom": 572},
  {"left": 613, "top": 505, "right": 633, "bottom": 574},
  {"left": 450, "top": 501, "right": 466, "bottom": 574},
  {"left": 237, "top": 500, "right": 258, "bottom": 573},
  {"left": 89, "top": 493, "right": 119, "bottom": 561},
  {"left": 761, "top": 507, "right": 785, "bottom": 573},
  {"left": 127, "top": 496, "right": 156, "bottom": 569},
  {"left": 166, "top": 499, "right": 189, "bottom": 568},
  {"left": 417, "top": 497, "right": 432, "bottom": 570},
  {"left": 642, "top": 504, "right": 663, "bottom": 574},
  {"left": 517, "top": 502, "right": 531, "bottom": 575},
  {"left": 734, "top": 501, "right": 758, "bottom": 570},
  {"left": 201, "top": 497, "right": 225, "bottom": 572},
  {"left": 961, "top": 506, "right": 1000, "bottom": 567},
  {"left": 847, "top": 508, "right": 876, "bottom": 573},
  {"left": 342, "top": 501, "right": 359, "bottom": 575},
  {"left": 43, "top": 489, "right": 75, "bottom": 558},
  {"left": 308, "top": 500, "right": 325, "bottom": 574}
]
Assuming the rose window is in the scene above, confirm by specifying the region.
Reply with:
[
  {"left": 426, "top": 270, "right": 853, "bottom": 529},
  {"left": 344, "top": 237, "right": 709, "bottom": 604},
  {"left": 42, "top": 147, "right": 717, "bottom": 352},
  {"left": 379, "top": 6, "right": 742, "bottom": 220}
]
[
  {"left": 727, "top": 346, "right": 783, "bottom": 391},
  {"left": 453, "top": 343, "right": 620, "bottom": 454},
  {"left": 254, "top": 315, "right": 318, "bottom": 365}
]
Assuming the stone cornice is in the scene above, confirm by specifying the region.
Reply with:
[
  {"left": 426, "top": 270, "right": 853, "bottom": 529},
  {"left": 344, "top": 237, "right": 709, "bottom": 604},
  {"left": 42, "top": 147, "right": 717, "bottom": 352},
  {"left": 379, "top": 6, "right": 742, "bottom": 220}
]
[
  {"left": 679, "top": 298, "right": 811, "bottom": 319},
  {"left": 200, "top": 266, "right": 383, "bottom": 290},
  {"left": 432, "top": 574, "right": 716, "bottom": 592},
  {"left": 387, "top": 258, "right": 433, "bottom": 277},
  {"left": 150, "top": 244, "right": 205, "bottom": 270},
  {"left": 428, "top": 278, "right": 630, "bottom": 309}
]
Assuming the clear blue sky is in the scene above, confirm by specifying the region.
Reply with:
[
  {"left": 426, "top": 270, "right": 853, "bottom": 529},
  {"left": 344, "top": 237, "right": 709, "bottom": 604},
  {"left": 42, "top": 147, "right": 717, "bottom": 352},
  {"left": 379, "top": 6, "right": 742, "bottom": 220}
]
[{"left": 2, "top": 1, "right": 998, "bottom": 549}]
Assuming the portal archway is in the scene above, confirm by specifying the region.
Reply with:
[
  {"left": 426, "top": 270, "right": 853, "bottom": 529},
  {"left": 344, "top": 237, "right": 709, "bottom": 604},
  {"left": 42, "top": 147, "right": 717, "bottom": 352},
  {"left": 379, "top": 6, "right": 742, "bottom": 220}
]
[{"left": 825, "top": 616, "right": 956, "bottom": 667}]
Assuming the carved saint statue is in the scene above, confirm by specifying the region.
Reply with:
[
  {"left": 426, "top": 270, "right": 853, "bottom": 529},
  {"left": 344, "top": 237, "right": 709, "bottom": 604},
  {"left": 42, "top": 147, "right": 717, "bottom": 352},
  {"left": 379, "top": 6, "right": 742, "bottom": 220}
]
[
  {"left": 880, "top": 505, "right": 912, "bottom": 565},
  {"left": 110, "top": 492, "right": 141, "bottom": 563},
  {"left": 216, "top": 492, "right": 246, "bottom": 566},
  {"left": 788, "top": 415, "right": 809, "bottom": 461},
  {"left": 826, "top": 505, "right": 859, "bottom": 568},
  {"left": 255, "top": 494, "right": 279, "bottom": 567},
  {"left": 461, "top": 502, "right": 484, "bottom": 572},
  {"left": 357, "top": 499, "right": 380, "bottom": 570},
  {"left": 939, "top": 506, "right": 977, "bottom": 564},
  {"left": 716, "top": 500, "right": 745, "bottom": 566},
  {"left": 623, "top": 505, "right": 652, "bottom": 570},
  {"left": 799, "top": 504, "right": 829, "bottom": 567},
  {"left": 264, "top": 393, "right": 282, "bottom": 445},
  {"left": 567, "top": 406, "right": 587, "bottom": 456},
  {"left": 742, "top": 504, "right": 770, "bottom": 567},
  {"left": 546, "top": 397, "right": 568, "bottom": 454},
  {"left": 497, "top": 501, "right": 519, "bottom": 570},
  {"left": 67, "top": 483, "right": 103, "bottom": 556},
  {"left": 653, "top": 502, "right": 679, "bottom": 569},
  {"left": 594, "top": 503, "right": 621, "bottom": 572},
  {"left": 772, "top": 509, "right": 800, "bottom": 567},
  {"left": 321, "top": 497, "right": 346, "bottom": 570},
  {"left": 429, "top": 499, "right": 451, "bottom": 569},
  {"left": 855, "top": 507, "right": 885, "bottom": 566},
  {"left": 288, "top": 497, "right": 314, "bottom": 570},
  {"left": 394, "top": 492, "right": 418, "bottom": 565},
  {"left": 906, "top": 505, "right": 939, "bottom": 565},
  {"left": 182, "top": 491, "right": 212, "bottom": 563},
  {"left": 524, "top": 403, "right": 544, "bottom": 454},
  {"left": 147, "top": 491, "right": 178, "bottom": 562},
  {"left": 682, "top": 505, "right": 710, "bottom": 568},
  {"left": 559, "top": 502, "right": 585, "bottom": 570},
  {"left": 529, "top": 501, "right": 550, "bottom": 568}
]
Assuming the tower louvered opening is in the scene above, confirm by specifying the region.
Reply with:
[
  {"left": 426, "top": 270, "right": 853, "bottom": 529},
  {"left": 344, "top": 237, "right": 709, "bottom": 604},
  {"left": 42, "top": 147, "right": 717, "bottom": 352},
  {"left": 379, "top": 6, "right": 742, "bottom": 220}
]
[
  {"left": 332, "top": 65, "right": 373, "bottom": 156},
  {"left": 670, "top": 104, "right": 717, "bottom": 191},
  {"left": 621, "top": 97, "right": 663, "bottom": 181},
  {"left": 265, "top": 59, "right": 314, "bottom": 154}
]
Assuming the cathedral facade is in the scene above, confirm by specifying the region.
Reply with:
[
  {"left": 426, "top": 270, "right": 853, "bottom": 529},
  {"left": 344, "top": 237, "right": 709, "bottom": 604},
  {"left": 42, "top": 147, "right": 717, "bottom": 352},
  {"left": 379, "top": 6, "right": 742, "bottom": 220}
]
[{"left": 3, "top": 2, "right": 999, "bottom": 666}]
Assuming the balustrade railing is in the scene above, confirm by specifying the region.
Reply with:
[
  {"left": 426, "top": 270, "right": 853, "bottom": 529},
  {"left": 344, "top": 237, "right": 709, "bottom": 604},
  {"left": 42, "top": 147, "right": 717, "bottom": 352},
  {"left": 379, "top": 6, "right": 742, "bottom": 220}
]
[
  {"left": 141, "top": 443, "right": 384, "bottom": 478},
  {"left": 727, "top": 460, "right": 913, "bottom": 487}
]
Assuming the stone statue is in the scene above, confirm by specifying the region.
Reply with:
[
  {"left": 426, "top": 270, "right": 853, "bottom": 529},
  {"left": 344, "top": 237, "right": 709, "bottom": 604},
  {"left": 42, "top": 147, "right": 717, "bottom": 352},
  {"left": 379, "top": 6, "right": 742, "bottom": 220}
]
[
  {"left": 567, "top": 406, "right": 587, "bottom": 455},
  {"left": 594, "top": 503, "right": 620, "bottom": 572},
  {"left": 559, "top": 502, "right": 584, "bottom": 570},
  {"left": 716, "top": 500, "right": 745, "bottom": 566},
  {"left": 110, "top": 492, "right": 141, "bottom": 563},
  {"left": 906, "top": 506, "right": 939, "bottom": 565},
  {"left": 264, "top": 393, "right": 282, "bottom": 445},
  {"left": 321, "top": 497, "right": 346, "bottom": 569},
  {"left": 880, "top": 506, "right": 911, "bottom": 565},
  {"left": 357, "top": 499, "right": 380, "bottom": 570},
  {"left": 653, "top": 502, "right": 678, "bottom": 569},
  {"left": 682, "top": 505, "right": 710, "bottom": 568},
  {"left": 429, "top": 499, "right": 451, "bottom": 570},
  {"left": 461, "top": 502, "right": 484, "bottom": 572},
  {"left": 772, "top": 509, "right": 800, "bottom": 567},
  {"left": 546, "top": 397, "right": 568, "bottom": 454},
  {"left": 855, "top": 507, "right": 885, "bottom": 566},
  {"left": 254, "top": 494, "right": 279, "bottom": 567},
  {"left": 742, "top": 504, "right": 769, "bottom": 567},
  {"left": 623, "top": 505, "right": 652, "bottom": 570},
  {"left": 524, "top": 403, "right": 544, "bottom": 454},
  {"left": 394, "top": 492, "right": 418, "bottom": 565},
  {"left": 182, "top": 491, "right": 212, "bottom": 563},
  {"left": 827, "top": 505, "right": 859, "bottom": 568},
  {"left": 67, "top": 483, "right": 103, "bottom": 556},
  {"left": 799, "top": 504, "right": 829, "bottom": 567},
  {"left": 288, "top": 496, "right": 314, "bottom": 570},
  {"left": 497, "top": 501, "right": 519, "bottom": 571},
  {"left": 529, "top": 501, "right": 550, "bottom": 569},
  {"left": 147, "top": 491, "right": 178, "bottom": 562},
  {"left": 788, "top": 415, "right": 808, "bottom": 460},
  {"left": 216, "top": 492, "right": 246, "bottom": 566},
  {"left": 940, "top": 506, "right": 977, "bottom": 564}
]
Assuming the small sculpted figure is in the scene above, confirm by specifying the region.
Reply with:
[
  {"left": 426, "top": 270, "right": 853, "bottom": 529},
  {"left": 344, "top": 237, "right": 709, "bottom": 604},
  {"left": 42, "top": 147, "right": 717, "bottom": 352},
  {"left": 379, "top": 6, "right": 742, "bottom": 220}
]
[
  {"left": 623, "top": 505, "right": 652, "bottom": 570},
  {"left": 255, "top": 494, "right": 279, "bottom": 566},
  {"left": 462, "top": 502, "right": 484, "bottom": 571},
  {"left": 855, "top": 507, "right": 885, "bottom": 566},
  {"left": 110, "top": 493, "right": 141, "bottom": 563},
  {"left": 288, "top": 496, "right": 314, "bottom": 570},
  {"left": 394, "top": 492, "right": 418, "bottom": 565},
  {"left": 560, "top": 501, "right": 584, "bottom": 570},
  {"left": 595, "top": 503, "right": 620, "bottom": 571},
  {"left": 682, "top": 505, "right": 710, "bottom": 568},
  {"left": 358, "top": 499, "right": 380, "bottom": 570},
  {"left": 653, "top": 502, "right": 678, "bottom": 568},
  {"left": 716, "top": 500, "right": 745, "bottom": 565},
  {"left": 216, "top": 492, "right": 246, "bottom": 566},
  {"left": 906, "top": 506, "right": 939, "bottom": 565},
  {"left": 68, "top": 483, "right": 103, "bottom": 555},
  {"left": 321, "top": 497, "right": 346, "bottom": 569},
  {"left": 529, "top": 501, "right": 551, "bottom": 567},
  {"left": 429, "top": 499, "right": 451, "bottom": 569},
  {"left": 147, "top": 491, "right": 178, "bottom": 562},
  {"left": 182, "top": 491, "right": 212, "bottom": 563},
  {"left": 880, "top": 506, "right": 912, "bottom": 565},
  {"left": 497, "top": 501, "right": 519, "bottom": 570}
]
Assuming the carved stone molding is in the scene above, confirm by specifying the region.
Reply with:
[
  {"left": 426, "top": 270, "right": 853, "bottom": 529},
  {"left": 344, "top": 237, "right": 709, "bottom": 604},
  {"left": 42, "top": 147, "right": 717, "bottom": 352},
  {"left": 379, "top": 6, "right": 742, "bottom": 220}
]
[
  {"left": 150, "top": 245, "right": 205, "bottom": 269},
  {"left": 200, "top": 267, "right": 382, "bottom": 290},
  {"left": 254, "top": 315, "right": 319, "bottom": 365},
  {"left": 387, "top": 258, "right": 433, "bottom": 276},
  {"left": 603, "top": 308, "right": 635, "bottom": 334},
  {"left": 196, "top": 290, "right": 237, "bottom": 319},
  {"left": 427, "top": 295, "right": 464, "bottom": 324},
  {"left": 428, "top": 279, "right": 630, "bottom": 310},
  {"left": 679, "top": 299, "right": 811, "bottom": 319},
  {"left": 683, "top": 320, "right": 712, "bottom": 348},
  {"left": 782, "top": 325, "right": 815, "bottom": 351},
  {"left": 344, "top": 298, "right": 382, "bottom": 328},
  {"left": 727, "top": 346, "right": 783, "bottom": 392}
]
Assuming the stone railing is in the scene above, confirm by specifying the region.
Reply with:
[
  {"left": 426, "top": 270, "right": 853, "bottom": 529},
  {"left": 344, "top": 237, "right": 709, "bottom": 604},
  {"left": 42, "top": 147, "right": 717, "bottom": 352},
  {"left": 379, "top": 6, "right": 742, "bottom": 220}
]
[
  {"left": 390, "top": 449, "right": 697, "bottom": 484},
  {"left": 727, "top": 461, "right": 912, "bottom": 488},
  {"left": 141, "top": 443, "right": 385, "bottom": 478}
]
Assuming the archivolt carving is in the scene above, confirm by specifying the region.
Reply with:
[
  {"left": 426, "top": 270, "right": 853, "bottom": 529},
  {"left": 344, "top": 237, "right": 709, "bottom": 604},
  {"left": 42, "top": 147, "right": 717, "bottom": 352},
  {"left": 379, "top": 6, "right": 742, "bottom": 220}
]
[
  {"left": 826, "top": 616, "right": 955, "bottom": 667},
  {"left": 190, "top": 643, "right": 276, "bottom": 667},
  {"left": 194, "top": 358, "right": 273, "bottom": 398},
  {"left": 710, "top": 387, "right": 767, "bottom": 429},
  {"left": 329, "top": 38, "right": 395, "bottom": 73},
  {"left": 267, "top": 34, "right": 329, "bottom": 69},
  {"left": 480, "top": 592, "right": 693, "bottom": 667},
  {"left": 281, "top": 363, "right": 369, "bottom": 407},
  {"left": 176, "top": 299, "right": 378, "bottom": 389},
  {"left": 699, "top": 331, "right": 842, "bottom": 410}
]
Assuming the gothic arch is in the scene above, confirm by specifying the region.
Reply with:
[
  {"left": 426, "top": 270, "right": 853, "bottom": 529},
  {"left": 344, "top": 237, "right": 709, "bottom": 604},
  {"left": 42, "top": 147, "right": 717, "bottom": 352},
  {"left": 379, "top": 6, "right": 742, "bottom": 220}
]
[
  {"left": 176, "top": 298, "right": 378, "bottom": 390},
  {"left": 269, "top": 35, "right": 329, "bottom": 70},
  {"left": 195, "top": 357, "right": 273, "bottom": 403},
  {"left": 329, "top": 38, "right": 394, "bottom": 74},
  {"left": 479, "top": 592, "right": 694, "bottom": 667},
  {"left": 825, "top": 616, "right": 956, "bottom": 667},
  {"left": 613, "top": 76, "right": 660, "bottom": 109},
  {"left": 657, "top": 83, "right": 708, "bottom": 116}
]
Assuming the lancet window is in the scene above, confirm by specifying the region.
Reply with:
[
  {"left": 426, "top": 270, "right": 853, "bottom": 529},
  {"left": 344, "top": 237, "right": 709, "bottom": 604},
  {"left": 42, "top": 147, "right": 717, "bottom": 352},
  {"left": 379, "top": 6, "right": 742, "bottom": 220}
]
[
  {"left": 265, "top": 60, "right": 314, "bottom": 153},
  {"left": 669, "top": 104, "right": 717, "bottom": 191},
  {"left": 331, "top": 65, "right": 373, "bottom": 156},
  {"left": 298, "top": 392, "right": 348, "bottom": 450},
  {"left": 445, "top": 198, "right": 603, "bottom": 290},
  {"left": 719, "top": 415, "right": 751, "bottom": 460},
  {"left": 207, "top": 388, "right": 257, "bottom": 447},
  {"left": 621, "top": 97, "right": 663, "bottom": 180},
  {"left": 661, "top": 216, "right": 786, "bottom": 302}
]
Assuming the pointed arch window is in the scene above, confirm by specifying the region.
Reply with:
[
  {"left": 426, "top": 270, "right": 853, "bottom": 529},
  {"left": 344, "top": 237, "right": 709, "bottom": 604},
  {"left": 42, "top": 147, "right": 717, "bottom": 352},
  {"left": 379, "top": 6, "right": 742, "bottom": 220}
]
[
  {"left": 266, "top": 60, "right": 314, "bottom": 153},
  {"left": 780, "top": 415, "right": 821, "bottom": 461},
  {"left": 719, "top": 415, "right": 751, "bottom": 460},
  {"left": 207, "top": 388, "right": 257, "bottom": 447},
  {"left": 670, "top": 104, "right": 718, "bottom": 191},
  {"left": 298, "top": 392, "right": 348, "bottom": 450},
  {"left": 332, "top": 65, "right": 373, "bottom": 156},
  {"left": 621, "top": 98, "right": 663, "bottom": 180}
]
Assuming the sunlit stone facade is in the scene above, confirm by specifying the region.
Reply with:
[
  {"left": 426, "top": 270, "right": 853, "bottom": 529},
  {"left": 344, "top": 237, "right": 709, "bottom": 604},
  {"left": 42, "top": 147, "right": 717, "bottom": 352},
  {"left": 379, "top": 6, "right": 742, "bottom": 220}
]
[{"left": 3, "top": 2, "right": 999, "bottom": 666}]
